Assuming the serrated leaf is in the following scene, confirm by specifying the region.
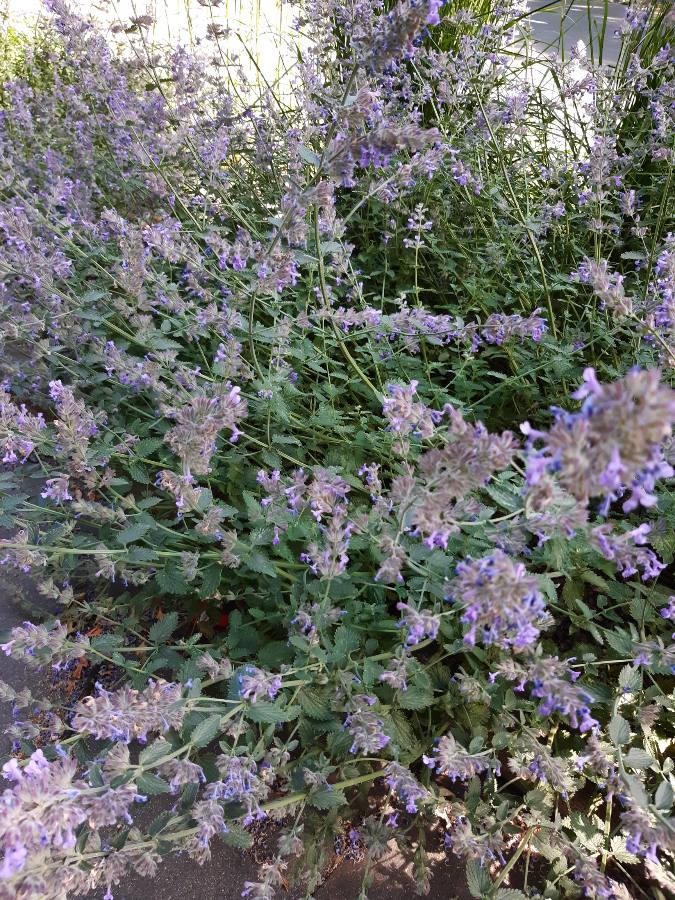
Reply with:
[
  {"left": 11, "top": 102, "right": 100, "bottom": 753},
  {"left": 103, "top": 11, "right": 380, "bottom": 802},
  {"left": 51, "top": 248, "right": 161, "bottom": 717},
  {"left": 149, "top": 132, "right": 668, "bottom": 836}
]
[
  {"left": 137, "top": 497, "right": 162, "bottom": 510},
  {"left": 624, "top": 773, "right": 649, "bottom": 809},
  {"left": 155, "top": 563, "right": 190, "bottom": 596},
  {"left": 388, "top": 710, "right": 422, "bottom": 762},
  {"left": 257, "top": 640, "right": 294, "bottom": 669},
  {"left": 127, "top": 462, "right": 151, "bottom": 484},
  {"left": 397, "top": 686, "right": 434, "bottom": 710},
  {"left": 609, "top": 715, "right": 630, "bottom": 746},
  {"left": 650, "top": 530, "right": 675, "bottom": 564},
  {"left": 618, "top": 665, "right": 642, "bottom": 694},
  {"left": 89, "top": 765, "right": 104, "bottom": 787},
  {"left": 148, "top": 611, "right": 179, "bottom": 644},
  {"left": 137, "top": 772, "right": 171, "bottom": 795},
  {"left": 297, "top": 144, "right": 321, "bottom": 167},
  {"left": 247, "top": 701, "right": 300, "bottom": 724},
  {"left": 199, "top": 564, "right": 222, "bottom": 597},
  {"left": 466, "top": 859, "right": 492, "bottom": 898},
  {"left": 148, "top": 335, "right": 182, "bottom": 351},
  {"left": 242, "top": 490, "right": 264, "bottom": 522},
  {"left": 126, "top": 546, "right": 158, "bottom": 562},
  {"left": 308, "top": 786, "right": 347, "bottom": 810},
  {"left": 189, "top": 714, "right": 222, "bottom": 748},
  {"left": 139, "top": 739, "right": 172, "bottom": 768},
  {"left": 180, "top": 781, "right": 200, "bottom": 810},
  {"left": 605, "top": 628, "right": 634, "bottom": 655},
  {"left": 116, "top": 522, "right": 151, "bottom": 545},
  {"left": 496, "top": 891, "right": 528, "bottom": 900},
  {"left": 609, "top": 834, "right": 638, "bottom": 863},
  {"left": 134, "top": 438, "right": 164, "bottom": 456},
  {"left": 299, "top": 687, "right": 332, "bottom": 720},
  {"left": 484, "top": 483, "right": 520, "bottom": 512},
  {"left": 629, "top": 595, "right": 657, "bottom": 625},
  {"left": 221, "top": 825, "right": 253, "bottom": 849},
  {"left": 623, "top": 747, "right": 655, "bottom": 769},
  {"left": 655, "top": 780, "right": 674, "bottom": 811},
  {"left": 332, "top": 625, "right": 360, "bottom": 664},
  {"left": 244, "top": 551, "right": 277, "bottom": 578},
  {"left": 91, "top": 633, "right": 119, "bottom": 655},
  {"left": 148, "top": 810, "right": 174, "bottom": 835}
]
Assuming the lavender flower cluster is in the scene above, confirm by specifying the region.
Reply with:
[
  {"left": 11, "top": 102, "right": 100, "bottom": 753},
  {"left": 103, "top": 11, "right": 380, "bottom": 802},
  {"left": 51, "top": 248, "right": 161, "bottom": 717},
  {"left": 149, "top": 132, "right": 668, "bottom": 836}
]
[{"left": 0, "top": 0, "right": 674, "bottom": 896}]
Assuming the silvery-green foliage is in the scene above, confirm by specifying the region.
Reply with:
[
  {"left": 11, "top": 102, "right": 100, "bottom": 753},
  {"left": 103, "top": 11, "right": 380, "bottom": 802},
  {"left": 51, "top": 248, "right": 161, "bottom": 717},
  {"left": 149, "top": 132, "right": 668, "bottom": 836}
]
[{"left": 0, "top": 0, "right": 674, "bottom": 897}]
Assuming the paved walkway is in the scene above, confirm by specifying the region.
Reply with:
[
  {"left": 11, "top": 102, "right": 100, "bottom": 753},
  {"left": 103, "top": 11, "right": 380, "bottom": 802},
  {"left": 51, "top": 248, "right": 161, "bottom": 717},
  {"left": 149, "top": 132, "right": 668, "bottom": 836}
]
[{"left": 528, "top": 1, "right": 625, "bottom": 66}]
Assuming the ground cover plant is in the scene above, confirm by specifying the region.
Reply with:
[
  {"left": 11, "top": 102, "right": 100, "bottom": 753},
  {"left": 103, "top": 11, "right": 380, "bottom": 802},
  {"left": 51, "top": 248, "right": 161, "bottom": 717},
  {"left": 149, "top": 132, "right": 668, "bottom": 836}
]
[{"left": 0, "top": 0, "right": 675, "bottom": 897}]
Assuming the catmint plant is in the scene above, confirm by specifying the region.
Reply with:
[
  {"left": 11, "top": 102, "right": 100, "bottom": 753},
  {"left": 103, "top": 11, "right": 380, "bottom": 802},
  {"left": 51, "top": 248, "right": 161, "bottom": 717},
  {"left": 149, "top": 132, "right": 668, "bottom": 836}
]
[{"left": 0, "top": 0, "right": 674, "bottom": 896}]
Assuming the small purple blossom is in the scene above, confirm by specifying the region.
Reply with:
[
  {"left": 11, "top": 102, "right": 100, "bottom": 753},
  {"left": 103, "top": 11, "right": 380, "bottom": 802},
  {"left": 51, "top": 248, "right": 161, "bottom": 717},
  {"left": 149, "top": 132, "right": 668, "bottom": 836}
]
[
  {"left": 41, "top": 475, "right": 72, "bottom": 503},
  {"left": 423, "top": 734, "right": 494, "bottom": 781},
  {"left": 382, "top": 381, "right": 441, "bottom": 439},
  {"left": 384, "top": 762, "right": 429, "bottom": 813},
  {"left": 448, "top": 550, "right": 546, "bottom": 649},
  {"left": 71, "top": 679, "right": 185, "bottom": 743},
  {"left": 344, "top": 697, "right": 390, "bottom": 754},
  {"left": 523, "top": 368, "right": 675, "bottom": 514},
  {"left": 236, "top": 666, "right": 282, "bottom": 703},
  {"left": 396, "top": 602, "right": 440, "bottom": 646}
]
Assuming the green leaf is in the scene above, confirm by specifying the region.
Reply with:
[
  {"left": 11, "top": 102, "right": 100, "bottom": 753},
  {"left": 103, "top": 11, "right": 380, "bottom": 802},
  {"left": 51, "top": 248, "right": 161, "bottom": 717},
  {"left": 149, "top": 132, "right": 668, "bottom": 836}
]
[
  {"left": 308, "top": 786, "right": 347, "bottom": 810},
  {"left": 609, "top": 834, "right": 638, "bottom": 863},
  {"left": 127, "top": 462, "right": 151, "bottom": 484},
  {"left": 247, "top": 701, "right": 300, "bottom": 724},
  {"left": 484, "top": 483, "right": 520, "bottom": 512},
  {"left": 199, "top": 564, "right": 222, "bottom": 597},
  {"left": 244, "top": 551, "right": 277, "bottom": 578},
  {"left": 466, "top": 859, "right": 492, "bottom": 898},
  {"left": 221, "top": 825, "right": 253, "bottom": 849},
  {"left": 623, "top": 747, "right": 655, "bottom": 769},
  {"left": 116, "top": 521, "right": 151, "bottom": 545},
  {"left": 655, "top": 780, "right": 673, "bottom": 811},
  {"left": 89, "top": 765, "right": 104, "bottom": 787},
  {"left": 134, "top": 437, "right": 164, "bottom": 456},
  {"left": 299, "top": 687, "right": 332, "bottom": 720},
  {"left": 609, "top": 715, "right": 630, "bottom": 746},
  {"left": 189, "top": 714, "right": 222, "bottom": 748},
  {"left": 148, "top": 335, "right": 182, "bottom": 351},
  {"left": 148, "top": 810, "right": 174, "bottom": 836},
  {"left": 137, "top": 773, "right": 171, "bottom": 795},
  {"left": 331, "top": 625, "right": 360, "bottom": 664},
  {"left": 496, "top": 891, "right": 529, "bottom": 900},
  {"left": 139, "top": 739, "right": 172, "bottom": 767},
  {"left": 624, "top": 773, "right": 649, "bottom": 809},
  {"left": 397, "top": 686, "right": 434, "bottom": 710},
  {"left": 297, "top": 144, "right": 321, "bottom": 167},
  {"left": 155, "top": 563, "right": 190, "bottom": 596},
  {"left": 91, "top": 633, "right": 120, "bottom": 655},
  {"left": 137, "top": 497, "right": 162, "bottom": 510},
  {"left": 148, "top": 611, "right": 179, "bottom": 644},
  {"left": 618, "top": 666, "right": 642, "bottom": 694},
  {"left": 257, "top": 640, "right": 294, "bottom": 669},
  {"left": 242, "top": 490, "right": 264, "bottom": 522},
  {"left": 650, "top": 530, "right": 675, "bottom": 564},
  {"left": 387, "top": 710, "right": 423, "bottom": 762},
  {"left": 605, "top": 628, "right": 634, "bottom": 655}
]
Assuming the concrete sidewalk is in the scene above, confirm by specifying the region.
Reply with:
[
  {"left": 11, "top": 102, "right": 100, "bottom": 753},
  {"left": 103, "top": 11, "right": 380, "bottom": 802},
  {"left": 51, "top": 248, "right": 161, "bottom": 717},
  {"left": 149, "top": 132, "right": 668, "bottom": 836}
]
[{"left": 527, "top": 0, "right": 625, "bottom": 66}]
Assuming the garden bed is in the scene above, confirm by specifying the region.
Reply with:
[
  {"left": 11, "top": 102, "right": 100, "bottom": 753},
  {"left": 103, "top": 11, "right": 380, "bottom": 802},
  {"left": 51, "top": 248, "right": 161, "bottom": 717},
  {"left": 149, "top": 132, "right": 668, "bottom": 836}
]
[{"left": 1, "top": 1, "right": 674, "bottom": 898}]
